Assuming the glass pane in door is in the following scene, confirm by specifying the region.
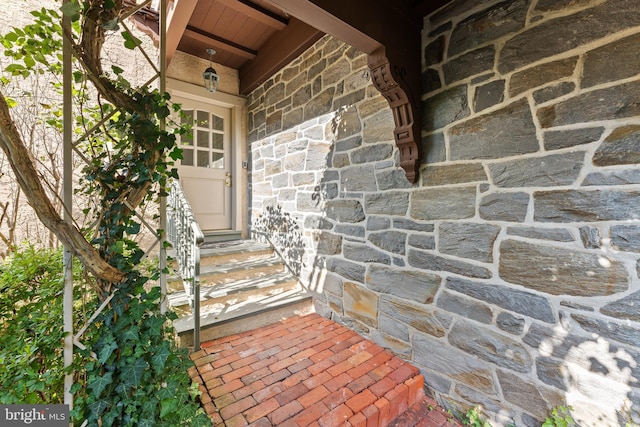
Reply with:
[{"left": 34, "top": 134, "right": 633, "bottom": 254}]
[
  {"left": 197, "top": 151, "right": 209, "bottom": 168},
  {"left": 197, "top": 130, "right": 209, "bottom": 148},
  {"left": 197, "top": 110, "right": 209, "bottom": 128},
  {"left": 212, "top": 115, "right": 223, "bottom": 131},
  {"left": 211, "top": 152, "right": 224, "bottom": 169},
  {"left": 177, "top": 107, "right": 226, "bottom": 171}
]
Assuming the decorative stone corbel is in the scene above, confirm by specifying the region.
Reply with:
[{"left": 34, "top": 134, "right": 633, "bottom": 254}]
[{"left": 368, "top": 47, "right": 421, "bottom": 184}]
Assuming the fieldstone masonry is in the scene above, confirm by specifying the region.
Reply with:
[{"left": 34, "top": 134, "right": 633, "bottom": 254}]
[{"left": 247, "top": 1, "right": 640, "bottom": 425}]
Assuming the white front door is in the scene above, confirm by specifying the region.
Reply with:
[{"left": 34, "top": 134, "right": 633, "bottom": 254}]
[{"left": 175, "top": 98, "right": 232, "bottom": 231}]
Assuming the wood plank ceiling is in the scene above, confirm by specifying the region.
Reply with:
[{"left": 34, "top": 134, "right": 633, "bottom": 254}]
[
  {"left": 144, "top": 0, "right": 452, "bottom": 95},
  {"left": 178, "top": 0, "right": 287, "bottom": 69}
]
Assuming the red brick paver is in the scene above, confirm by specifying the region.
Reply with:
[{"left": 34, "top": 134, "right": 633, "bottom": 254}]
[{"left": 190, "top": 314, "right": 459, "bottom": 427}]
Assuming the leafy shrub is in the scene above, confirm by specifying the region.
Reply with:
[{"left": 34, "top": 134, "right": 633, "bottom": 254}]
[
  {"left": 0, "top": 246, "right": 211, "bottom": 425},
  {"left": 462, "top": 407, "right": 492, "bottom": 427},
  {"left": 0, "top": 246, "right": 69, "bottom": 403},
  {"left": 543, "top": 406, "right": 575, "bottom": 427},
  {"left": 71, "top": 278, "right": 211, "bottom": 426}
]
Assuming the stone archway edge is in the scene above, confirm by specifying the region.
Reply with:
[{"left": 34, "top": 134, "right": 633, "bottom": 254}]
[{"left": 264, "top": 0, "right": 422, "bottom": 183}]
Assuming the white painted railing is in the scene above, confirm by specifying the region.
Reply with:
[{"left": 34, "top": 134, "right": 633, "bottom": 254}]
[{"left": 167, "top": 179, "right": 204, "bottom": 350}]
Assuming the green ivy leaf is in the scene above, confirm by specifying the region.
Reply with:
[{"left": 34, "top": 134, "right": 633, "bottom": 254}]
[
  {"left": 88, "top": 399, "right": 109, "bottom": 419},
  {"left": 156, "top": 105, "right": 170, "bottom": 119},
  {"left": 110, "top": 240, "right": 124, "bottom": 254},
  {"left": 191, "top": 413, "right": 214, "bottom": 427},
  {"left": 98, "top": 341, "right": 118, "bottom": 364},
  {"left": 146, "top": 286, "right": 161, "bottom": 301},
  {"left": 150, "top": 344, "right": 171, "bottom": 372},
  {"left": 121, "top": 358, "right": 148, "bottom": 387},
  {"left": 140, "top": 398, "right": 157, "bottom": 414},
  {"left": 101, "top": 410, "right": 118, "bottom": 427},
  {"left": 126, "top": 221, "right": 141, "bottom": 234},
  {"left": 160, "top": 397, "right": 179, "bottom": 419},
  {"left": 128, "top": 300, "right": 146, "bottom": 320},
  {"left": 69, "top": 383, "right": 82, "bottom": 394},
  {"left": 146, "top": 315, "right": 165, "bottom": 337},
  {"left": 88, "top": 372, "right": 113, "bottom": 398},
  {"left": 122, "top": 326, "right": 139, "bottom": 342},
  {"left": 156, "top": 379, "right": 177, "bottom": 400},
  {"left": 121, "top": 31, "right": 141, "bottom": 50},
  {"left": 169, "top": 146, "right": 183, "bottom": 161}
]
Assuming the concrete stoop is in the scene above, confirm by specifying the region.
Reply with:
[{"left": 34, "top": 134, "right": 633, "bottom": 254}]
[
  {"left": 188, "top": 314, "right": 436, "bottom": 427},
  {"left": 168, "top": 239, "right": 314, "bottom": 347}
]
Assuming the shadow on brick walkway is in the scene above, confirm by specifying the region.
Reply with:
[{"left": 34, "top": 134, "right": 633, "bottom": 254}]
[{"left": 189, "top": 313, "right": 463, "bottom": 427}]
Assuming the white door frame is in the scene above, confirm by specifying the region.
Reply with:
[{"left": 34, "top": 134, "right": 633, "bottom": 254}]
[{"left": 167, "top": 78, "right": 247, "bottom": 235}]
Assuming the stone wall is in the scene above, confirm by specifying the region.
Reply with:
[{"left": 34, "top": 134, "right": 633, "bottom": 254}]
[{"left": 247, "top": 1, "right": 640, "bottom": 425}]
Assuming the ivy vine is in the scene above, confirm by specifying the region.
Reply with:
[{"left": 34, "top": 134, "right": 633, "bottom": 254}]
[{"left": 1, "top": 2, "right": 208, "bottom": 425}]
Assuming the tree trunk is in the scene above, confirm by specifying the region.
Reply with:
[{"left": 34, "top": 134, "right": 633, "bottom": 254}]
[{"left": 0, "top": 93, "right": 125, "bottom": 283}]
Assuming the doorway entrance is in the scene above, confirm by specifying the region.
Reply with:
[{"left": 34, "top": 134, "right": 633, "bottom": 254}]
[{"left": 174, "top": 97, "right": 232, "bottom": 231}]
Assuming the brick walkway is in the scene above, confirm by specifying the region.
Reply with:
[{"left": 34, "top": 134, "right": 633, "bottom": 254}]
[{"left": 189, "top": 313, "right": 462, "bottom": 427}]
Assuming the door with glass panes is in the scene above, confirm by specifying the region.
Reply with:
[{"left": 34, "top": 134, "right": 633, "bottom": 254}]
[{"left": 175, "top": 98, "right": 232, "bottom": 230}]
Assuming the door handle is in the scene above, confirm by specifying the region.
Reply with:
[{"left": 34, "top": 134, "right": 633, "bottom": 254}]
[{"left": 225, "top": 172, "right": 232, "bottom": 187}]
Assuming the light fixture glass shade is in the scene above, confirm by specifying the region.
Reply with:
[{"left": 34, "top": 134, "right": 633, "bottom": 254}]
[{"left": 203, "top": 66, "right": 219, "bottom": 93}]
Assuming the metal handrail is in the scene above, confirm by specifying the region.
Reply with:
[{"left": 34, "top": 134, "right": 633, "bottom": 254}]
[{"left": 167, "top": 179, "right": 204, "bottom": 350}]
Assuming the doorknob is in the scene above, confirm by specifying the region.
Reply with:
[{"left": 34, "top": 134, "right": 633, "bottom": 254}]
[{"left": 225, "top": 172, "right": 232, "bottom": 187}]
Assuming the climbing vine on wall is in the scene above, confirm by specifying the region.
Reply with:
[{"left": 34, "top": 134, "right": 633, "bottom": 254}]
[{"left": 0, "top": 2, "right": 209, "bottom": 425}]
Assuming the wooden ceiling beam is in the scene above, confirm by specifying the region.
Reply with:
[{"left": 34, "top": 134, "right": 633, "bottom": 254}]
[
  {"left": 265, "top": 0, "right": 421, "bottom": 54},
  {"left": 264, "top": 0, "right": 422, "bottom": 183},
  {"left": 216, "top": 0, "right": 288, "bottom": 30},
  {"left": 265, "top": 0, "right": 381, "bottom": 53},
  {"left": 239, "top": 18, "right": 323, "bottom": 94},
  {"left": 184, "top": 26, "right": 258, "bottom": 60}
]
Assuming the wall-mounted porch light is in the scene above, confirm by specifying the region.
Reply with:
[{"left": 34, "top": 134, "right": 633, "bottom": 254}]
[{"left": 203, "top": 48, "right": 219, "bottom": 93}]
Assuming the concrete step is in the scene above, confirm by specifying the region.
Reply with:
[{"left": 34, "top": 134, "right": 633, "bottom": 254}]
[
  {"left": 167, "top": 271, "right": 300, "bottom": 312},
  {"left": 169, "top": 239, "right": 313, "bottom": 348},
  {"left": 199, "top": 240, "right": 274, "bottom": 267},
  {"left": 202, "top": 230, "right": 242, "bottom": 244},
  {"left": 167, "top": 255, "right": 287, "bottom": 293},
  {"left": 167, "top": 240, "right": 275, "bottom": 271},
  {"left": 174, "top": 287, "right": 314, "bottom": 347}
]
